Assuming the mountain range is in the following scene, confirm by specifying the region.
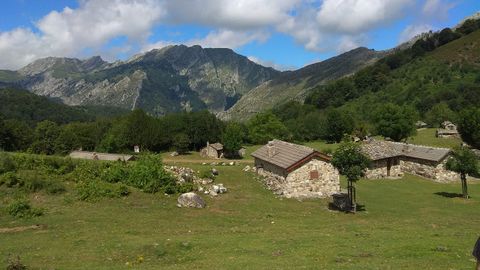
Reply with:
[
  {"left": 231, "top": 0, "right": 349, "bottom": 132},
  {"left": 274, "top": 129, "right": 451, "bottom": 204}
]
[{"left": 0, "top": 44, "right": 383, "bottom": 118}]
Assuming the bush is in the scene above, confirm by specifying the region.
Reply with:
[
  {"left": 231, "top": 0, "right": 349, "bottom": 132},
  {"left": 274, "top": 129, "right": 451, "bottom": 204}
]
[
  {"left": 0, "top": 172, "right": 21, "bottom": 187},
  {"left": 76, "top": 180, "right": 130, "bottom": 201},
  {"left": 177, "top": 182, "right": 195, "bottom": 194},
  {"left": 7, "top": 199, "right": 43, "bottom": 218},
  {"left": 6, "top": 255, "right": 27, "bottom": 270},
  {"left": 126, "top": 155, "right": 177, "bottom": 193},
  {"left": 45, "top": 180, "right": 66, "bottom": 195},
  {"left": 0, "top": 152, "right": 16, "bottom": 174},
  {"left": 199, "top": 169, "right": 215, "bottom": 180}
]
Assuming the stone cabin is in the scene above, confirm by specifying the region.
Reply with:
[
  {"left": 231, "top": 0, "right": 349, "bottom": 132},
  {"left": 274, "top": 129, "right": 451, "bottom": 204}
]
[
  {"left": 361, "top": 140, "right": 458, "bottom": 182},
  {"left": 251, "top": 140, "right": 340, "bottom": 198},
  {"left": 200, "top": 142, "right": 224, "bottom": 159},
  {"left": 69, "top": 151, "right": 135, "bottom": 161},
  {"left": 436, "top": 121, "right": 459, "bottom": 138}
]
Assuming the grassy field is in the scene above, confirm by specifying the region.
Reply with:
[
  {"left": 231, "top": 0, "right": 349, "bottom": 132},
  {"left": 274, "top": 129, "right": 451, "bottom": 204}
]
[
  {"left": 1, "top": 157, "right": 480, "bottom": 269},
  {"left": 407, "top": 128, "right": 462, "bottom": 149}
]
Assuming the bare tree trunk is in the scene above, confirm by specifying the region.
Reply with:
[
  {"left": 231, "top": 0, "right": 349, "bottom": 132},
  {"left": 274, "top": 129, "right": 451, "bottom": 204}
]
[
  {"left": 347, "top": 180, "right": 356, "bottom": 213},
  {"left": 461, "top": 173, "right": 469, "bottom": 199}
]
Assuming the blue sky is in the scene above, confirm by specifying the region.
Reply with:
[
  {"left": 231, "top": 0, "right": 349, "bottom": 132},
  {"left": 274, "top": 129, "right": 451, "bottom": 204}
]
[{"left": 0, "top": 0, "right": 478, "bottom": 70}]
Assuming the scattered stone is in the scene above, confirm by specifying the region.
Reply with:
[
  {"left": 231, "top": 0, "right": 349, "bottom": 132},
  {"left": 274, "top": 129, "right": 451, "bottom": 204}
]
[
  {"left": 202, "top": 162, "right": 207, "bottom": 165},
  {"left": 211, "top": 168, "right": 219, "bottom": 176},
  {"left": 181, "top": 173, "right": 193, "bottom": 182},
  {"left": 435, "top": 246, "right": 448, "bottom": 252},
  {"left": 210, "top": 162, "right": 217, "bottom": 166},
  {"left": 170, "top": 151, "right": 179, "bottom": 157},
  {"left": 209, "top": 190, "right": 218, "bottom": 197},
  {"left": 198, "top": 186, "right": 204, "bottom": 192},
  {"left": 221, "top": 162, "right": 226, "bottom": 166},
  {"left": 229, "top": 162, "right": 235, "bottom": 166},
  {"left": 243, "top": 165, "right": 251, "bottom": 172},
  {"left": 218, "top": 183, "right": 227, "bottom": 193},
  {"left": 204, "top": 190, "right": 209, "bottom": 194},
  {"left": 177, "top": 193, "right": 206, "bottom": 208}
]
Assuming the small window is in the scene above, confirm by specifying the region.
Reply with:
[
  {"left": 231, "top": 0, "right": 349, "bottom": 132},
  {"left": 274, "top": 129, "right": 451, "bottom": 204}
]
[{"left": 310, "top": 170, "right": 319, "bottom": 180}]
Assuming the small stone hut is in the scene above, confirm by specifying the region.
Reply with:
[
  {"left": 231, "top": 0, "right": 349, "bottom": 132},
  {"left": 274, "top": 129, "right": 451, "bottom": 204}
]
[
  {"left": 251, "top": 140, "right": 340, "bottom": 198},
  {"left": 362, "top": 140, "right": 458, "bottom": 182},
  {"left": 69, "top": 151, "right": 135, "bottom": 161},
  {"left": 436, "top": 121, "right": 459, "bottom": 138},
  {"left": 200, "top": 142, "right": 224, "bottom": 159}
]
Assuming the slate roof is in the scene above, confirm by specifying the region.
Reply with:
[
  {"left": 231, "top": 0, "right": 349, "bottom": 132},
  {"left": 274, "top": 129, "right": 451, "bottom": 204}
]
[
  {"left": 389, "top": 142, "right": 451, "bottom": 162},
  {"left": 251, "top": 139, "right": 329, "bottom": 171},
  {"left": 69, "top": 151, "right": 135, "bottom": 161},
  {"left": 209, "top": 143, "right": 223, "bottom": 151},
  {"left": 361, "top": 140, "right": 402, "bottom": 160},
  {"left": 361, "top": 140, "right": 451, "bottom": 162}
]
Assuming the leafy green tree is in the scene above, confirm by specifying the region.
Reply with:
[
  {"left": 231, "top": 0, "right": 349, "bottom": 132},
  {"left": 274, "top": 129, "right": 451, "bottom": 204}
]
[
  {"left": 54, "top": 127, "right": 80, "bottom": 155},
  {"left": 222, "top": 122, "right": 245, "bottom": 158},
  {"left": 29, "top": 121, "right": 60, "bottom": 155},
  {"left": 425, "top": 102, "right": 456, "bottom": 127},
  {"left": 0, "top": 116, "right": 13, "bottom": 151},
  {"left": 446, "top": 147, "right": 479, "bottom": 199},
  {"left": 173, "top": 133, "right": 190, "bottom": 154},
  {"left": 458, "top": 107, "right": 480, "bottom": 149},
  {"left": 247, "top": 112, "right": 290, "bottom": 145},
  {"left": 332, "top": 142, "right": 371, "bottom": 212},
  {"left": 324, "top": 109, "right": 355, "bottom": 143},
  {"left": 3, "top": 119, "right": 33, "bottom": 151},
  {"left": 374, "top": 104, "right": 417, "bottom": 142}
]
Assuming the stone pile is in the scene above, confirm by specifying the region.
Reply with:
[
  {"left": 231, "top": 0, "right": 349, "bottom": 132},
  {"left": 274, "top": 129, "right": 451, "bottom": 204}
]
[{"left": 165, "top": 165, "right": 228, "bottom": 197}]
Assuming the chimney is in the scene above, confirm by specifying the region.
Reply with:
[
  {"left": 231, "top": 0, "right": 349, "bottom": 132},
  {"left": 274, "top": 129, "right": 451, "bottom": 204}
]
[{"left": 267, "top": 141, "right": 276, "bottom": 158}]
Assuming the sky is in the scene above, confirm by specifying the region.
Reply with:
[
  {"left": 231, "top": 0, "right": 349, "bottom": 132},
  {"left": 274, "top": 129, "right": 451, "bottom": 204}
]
[{"left": 0, "top": 0, "right": 479, "bottom": 71}]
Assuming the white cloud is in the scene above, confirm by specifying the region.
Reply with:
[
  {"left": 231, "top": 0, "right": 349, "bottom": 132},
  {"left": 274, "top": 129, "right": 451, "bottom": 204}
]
[
  {"left": 0, "top": 0, "right": 164, "bottom": 69},
  {"left": 185, "top": 29, "right": 269, "bottom": 49},
  {"left": 316, "top": 0, "right": 414, "bottom": 33},
  {"left": 164, "top": 0, "right": 299, "bottom": 30},
  {"left": 247, "top": 56, "right": 295, "bottom": 71},
  {"left": 398, "top": 24, "right": 432, "bottom": 43},
  {"left": 422, "top": 0, "right": 456, "bottom": 21}
]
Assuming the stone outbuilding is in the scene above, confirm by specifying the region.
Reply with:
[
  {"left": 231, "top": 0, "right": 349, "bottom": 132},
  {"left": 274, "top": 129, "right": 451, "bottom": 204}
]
[
  {"left": 361, "top": 140, "right": 458, "bottom": 182},
  {"left": 200, "top": 142, "right": 224, "bottom": 159},
  {"left": 436, "top": 121, "right": 459, "bottom": 138},
  {"left": 251, "top": 140, "right": 340, "bottom": 198},
  {"left": 69, "top": 151, "right": 135, "bottom": 161}
]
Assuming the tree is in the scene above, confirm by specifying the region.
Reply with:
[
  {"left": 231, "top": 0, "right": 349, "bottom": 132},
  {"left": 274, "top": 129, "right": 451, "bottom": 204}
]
[
  {"left": 0, "top": 116, "right": 13, "bottom": 151},
  {"left": 54, "top": 127, "right": 80, "bottom": 155},
  {"left": 374, "top": 104, "right": 417, "bottom": 141},
  {"left": 332, "top": 142, "right": 370, "bottom": 212},
  {"left": 425, "top": 102, "right": 456, "bottom": 127},
  {"left": 458, "top": 108, "right": 480, "bottom": 149},
  {"left": 222, "top": 122, "right": 245, "bottom": 158},
  {"left": 247, "top": 112, "right": 289, "bottom": 145},
  {"left": 324, "top": 109, "right": 354, "bottom": 143},
  {"left": 446, "top": 147, "right": 479, "bottom": 199},
  {"left": 173, "top": 133, "right": 190, "bottom": 154},
  {"left": 29, "top": 120, "right": 60, "bottom": 155}
]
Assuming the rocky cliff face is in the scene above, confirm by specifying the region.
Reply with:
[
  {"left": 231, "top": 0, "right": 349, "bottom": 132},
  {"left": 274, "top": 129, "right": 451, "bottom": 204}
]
[{"left": 5, "top": 45, "right": 280, "bottom": 116}]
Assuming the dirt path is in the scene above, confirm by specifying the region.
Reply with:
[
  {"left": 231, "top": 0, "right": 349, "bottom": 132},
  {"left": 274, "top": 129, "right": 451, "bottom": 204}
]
[
  {"left": 0, "top": 224, "right": 46, "bottom": 233},
  {"left": 163, "top": 158, "right": 253, "bottom": 164}
]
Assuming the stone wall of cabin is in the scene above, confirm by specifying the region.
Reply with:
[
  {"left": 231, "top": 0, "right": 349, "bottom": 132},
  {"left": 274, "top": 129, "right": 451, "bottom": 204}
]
[
  {"left": 365, "top": 158, "right": 403, "bottom": 179},
  {"left": 255, "top": 158, "right": 287, "bottom": 178},
  {"left": 400, "top": 157, "right": 458, "bottom": 183},
  {"left": 255, "top": 158, "right": 340, "bottom": 199}
]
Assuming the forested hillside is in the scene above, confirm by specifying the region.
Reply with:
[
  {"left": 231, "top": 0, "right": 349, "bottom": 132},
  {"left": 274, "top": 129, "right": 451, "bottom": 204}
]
[
  {"left": 260, "top": 18, "right": 480, "bottom": 143},
  {"left": 0, "top": 88, "right": 128, "bottom": 125}
]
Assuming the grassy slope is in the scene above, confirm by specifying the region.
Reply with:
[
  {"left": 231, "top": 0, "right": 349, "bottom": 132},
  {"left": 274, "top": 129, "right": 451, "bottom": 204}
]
[{"left": 1, "top": 163, "right": 479, "bottom": 269}]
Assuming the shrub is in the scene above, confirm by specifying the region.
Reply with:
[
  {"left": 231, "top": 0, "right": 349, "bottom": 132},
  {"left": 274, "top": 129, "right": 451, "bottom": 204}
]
[
  {"left": 76, "top": 180, "right": 130, "bottom": 201},
  {"left": 199, "top": 169, "right": 215, "bottom": 180},
  {"left": 177, "top": 182, "right": 195, "bottom": 194},
  {"left": 45, "top": 180, "right": 66, "bottom": 195},
  {"left": 0, "top": 172, "right": 21, "bottom": 187},
  {"left": 6, "top": 255, "right": 27, "bottom": 270},
  {"left": 102, "top": 161, "right": 129, "bottom": 183},
  {"left": 126, "top": 155, "right": 177, "bottom": 193},
  {"left": 7, "top": 199, "right": 43, "bottom": 218},
  {"left": 0, "top": 152, "right": 16, "bottom": 174}
]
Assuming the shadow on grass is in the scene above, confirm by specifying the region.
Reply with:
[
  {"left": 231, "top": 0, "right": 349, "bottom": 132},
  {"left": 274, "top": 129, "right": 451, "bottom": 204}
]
[
  {"left": 328, "top": 203, "right": 366, "bottom": 213},
  {"left": 434, "top": 192, "right": 463, "bottom": 198}
]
